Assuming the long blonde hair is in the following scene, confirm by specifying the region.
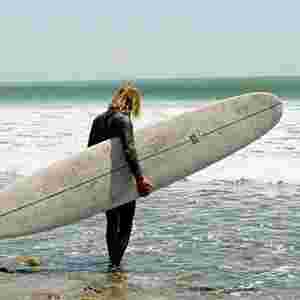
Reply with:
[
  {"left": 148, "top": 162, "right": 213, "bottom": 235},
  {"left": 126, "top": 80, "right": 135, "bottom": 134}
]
[{"left": 111, "top": 82, "right": 142, "bottom": 118}]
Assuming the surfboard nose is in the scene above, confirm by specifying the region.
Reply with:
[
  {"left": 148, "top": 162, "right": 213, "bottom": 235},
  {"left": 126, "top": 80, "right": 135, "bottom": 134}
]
[{"left": 251, "top": 92, "right": 283, "bottom": 125}]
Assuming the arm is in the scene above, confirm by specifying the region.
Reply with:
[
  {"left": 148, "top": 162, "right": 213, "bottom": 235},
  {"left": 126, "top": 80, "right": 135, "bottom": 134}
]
[{"left": 116, "top": 116, "right": 143, "bottom": 178}]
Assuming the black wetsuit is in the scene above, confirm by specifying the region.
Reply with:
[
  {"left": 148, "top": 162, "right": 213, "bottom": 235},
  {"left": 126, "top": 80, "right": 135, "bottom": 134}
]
[{"left": 87, "top": 107, "right": 142, "bottom": 267}]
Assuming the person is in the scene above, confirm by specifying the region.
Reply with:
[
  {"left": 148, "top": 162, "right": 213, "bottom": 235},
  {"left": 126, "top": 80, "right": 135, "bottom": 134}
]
[{"left": 87, "top": 82, "right": 153, "bottom": 271}]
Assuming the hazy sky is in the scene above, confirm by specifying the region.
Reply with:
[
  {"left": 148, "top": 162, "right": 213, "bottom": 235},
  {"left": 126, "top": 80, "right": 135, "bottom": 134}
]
[{"left": 0, "top": 0, "right": 299, "bottom": 81}]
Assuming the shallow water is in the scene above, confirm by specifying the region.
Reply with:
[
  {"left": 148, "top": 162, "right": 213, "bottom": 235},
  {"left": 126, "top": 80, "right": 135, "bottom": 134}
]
[{"left": 0, "top": 98, "right": 298, "bottom": 298}]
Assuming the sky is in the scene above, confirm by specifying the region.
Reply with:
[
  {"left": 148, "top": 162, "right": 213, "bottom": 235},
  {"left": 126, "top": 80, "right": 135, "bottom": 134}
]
[{"left": 0, "top": 0, "right": 300, "bottom": 81}]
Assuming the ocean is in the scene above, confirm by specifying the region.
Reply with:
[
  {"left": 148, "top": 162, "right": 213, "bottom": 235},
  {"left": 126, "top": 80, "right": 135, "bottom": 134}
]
[{"left": 0, "top": 77, "right": 299, "bottom": 299}]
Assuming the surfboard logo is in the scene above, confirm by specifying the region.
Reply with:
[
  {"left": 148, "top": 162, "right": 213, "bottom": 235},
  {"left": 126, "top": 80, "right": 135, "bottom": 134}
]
[{"left": 189, "top": 129, "right": 203, "bottom": 144}]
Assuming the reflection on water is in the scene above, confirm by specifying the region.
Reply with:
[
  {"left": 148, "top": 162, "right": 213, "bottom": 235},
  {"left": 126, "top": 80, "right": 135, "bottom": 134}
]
[{"left": 79, "top": 272, "right": 129, "bottom": 300}]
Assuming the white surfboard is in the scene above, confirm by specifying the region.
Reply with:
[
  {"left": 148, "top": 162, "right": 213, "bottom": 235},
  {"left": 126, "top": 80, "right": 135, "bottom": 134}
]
[{"left": 0, "top": 92, "right": 282, "bottom": 239}]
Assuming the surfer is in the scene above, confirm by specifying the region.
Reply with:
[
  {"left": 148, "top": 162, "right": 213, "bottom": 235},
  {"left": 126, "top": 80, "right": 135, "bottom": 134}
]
[{"left": 88, "top": 82, "right": 153, "bottom": 272}]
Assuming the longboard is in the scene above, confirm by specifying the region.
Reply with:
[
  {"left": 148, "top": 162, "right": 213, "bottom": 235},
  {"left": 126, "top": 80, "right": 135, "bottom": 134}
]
[{"left": 0, "top": 92, "right": 282, "bottom": 239}]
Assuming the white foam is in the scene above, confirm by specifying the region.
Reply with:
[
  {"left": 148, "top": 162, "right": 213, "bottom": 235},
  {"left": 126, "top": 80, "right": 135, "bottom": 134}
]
[{"left": 0, "top": 100, "right": 298, "bottom": 185}]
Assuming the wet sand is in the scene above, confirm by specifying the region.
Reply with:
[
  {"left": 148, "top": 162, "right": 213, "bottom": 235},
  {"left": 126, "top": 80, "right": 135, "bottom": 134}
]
[{"left": 0, "top": 269, "right": 299, "bottom": 300}]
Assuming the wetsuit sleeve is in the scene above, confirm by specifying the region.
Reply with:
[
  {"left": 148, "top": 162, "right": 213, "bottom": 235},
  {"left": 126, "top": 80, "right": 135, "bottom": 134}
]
[
  {"left": 116, "top": 116, "right": 143, "bottom": 178},
  {"left": 87, "top": 119, "right": 97, "bottom": 147}
]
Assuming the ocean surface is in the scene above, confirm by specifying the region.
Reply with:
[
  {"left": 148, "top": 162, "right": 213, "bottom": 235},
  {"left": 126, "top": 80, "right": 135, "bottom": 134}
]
[{"left": 0, "top": 77, "right": 299, "bottom": 298}]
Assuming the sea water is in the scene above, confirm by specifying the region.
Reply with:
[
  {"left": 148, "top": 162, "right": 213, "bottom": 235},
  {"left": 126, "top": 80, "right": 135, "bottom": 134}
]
[{"left": 0, "top": 77, "right": 299, "bottom": 298}]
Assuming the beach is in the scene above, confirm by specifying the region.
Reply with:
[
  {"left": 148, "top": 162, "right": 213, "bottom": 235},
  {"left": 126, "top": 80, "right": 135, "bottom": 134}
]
[{"left": 0, "top": 78, "right": 298, "bottom": 299}]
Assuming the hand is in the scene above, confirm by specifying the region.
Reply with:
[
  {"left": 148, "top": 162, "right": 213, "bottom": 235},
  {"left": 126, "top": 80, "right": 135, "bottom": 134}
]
[{"left": 136, "top": 176, "right": 153, "bottom": 197}]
